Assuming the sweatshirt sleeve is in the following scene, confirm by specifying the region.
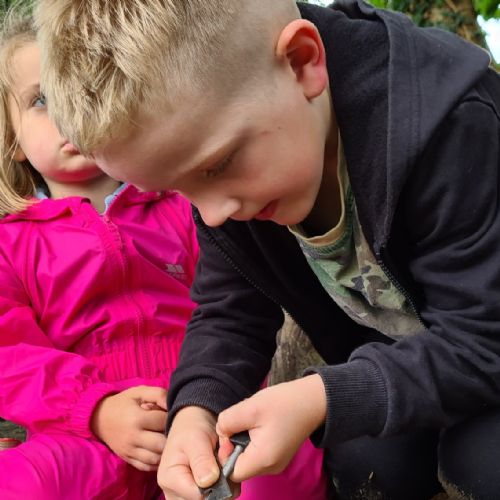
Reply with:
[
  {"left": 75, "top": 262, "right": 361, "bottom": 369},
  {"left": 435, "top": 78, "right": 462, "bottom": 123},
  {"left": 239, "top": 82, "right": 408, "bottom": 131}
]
[
  {"left": 0, "top": 250, "right": 116, "bottom": 438},
  {"left": 167, "top": 217, "right": 284, "bottom": 426},
  {"left": 308, "top": 97, "right": 500, "bottom": 446}
]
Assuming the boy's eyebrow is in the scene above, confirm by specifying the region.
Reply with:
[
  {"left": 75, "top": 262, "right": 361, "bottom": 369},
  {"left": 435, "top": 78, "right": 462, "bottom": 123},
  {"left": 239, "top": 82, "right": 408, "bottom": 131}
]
[
  {"left": 188, "top": 136, "right": 240, "bottom": 173},
  {"left": 163, "top": 123, "right": 246, "bottom": 186},
  {"left": 157, "top": 136, "right": 238, "bottom": 190}
]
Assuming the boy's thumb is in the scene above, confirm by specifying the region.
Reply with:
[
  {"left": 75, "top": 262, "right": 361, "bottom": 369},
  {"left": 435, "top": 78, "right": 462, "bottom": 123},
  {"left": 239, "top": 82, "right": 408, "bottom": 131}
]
[{"left": 191, "top": 448, "right": 221, "bottom": 488}]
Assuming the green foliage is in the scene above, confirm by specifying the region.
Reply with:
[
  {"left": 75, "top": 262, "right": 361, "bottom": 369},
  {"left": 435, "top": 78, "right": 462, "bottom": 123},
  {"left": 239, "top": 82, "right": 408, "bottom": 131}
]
[
  {"left": 369, "top": 0, "right": 485, "bottom": 43},
  {"left": 1, "top": 0, "right": 15, "bottom": 11},
  {"left": 474, "top": 0, "right": 500, "bottom": 19},
  {"left": 0, "top": 0, "right": 33, "bottom": 15},
  {"left": 368, "top": 0, "right": 498, "bottom": 68},
  {"left": 371, "top": 0, "right": 499, "bottom": 21}
]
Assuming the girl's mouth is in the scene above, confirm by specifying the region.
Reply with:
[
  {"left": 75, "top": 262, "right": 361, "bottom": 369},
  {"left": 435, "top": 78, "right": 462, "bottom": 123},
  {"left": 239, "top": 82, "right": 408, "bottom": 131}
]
[{"left": 61, "top": 142, "right": 80, "bottom": 154}]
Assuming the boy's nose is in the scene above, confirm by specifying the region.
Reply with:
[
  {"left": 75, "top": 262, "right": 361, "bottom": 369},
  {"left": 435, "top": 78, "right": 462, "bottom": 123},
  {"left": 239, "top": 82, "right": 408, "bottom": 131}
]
[{"left": 198, "top": 198, "right": 242, "bottom": 227}]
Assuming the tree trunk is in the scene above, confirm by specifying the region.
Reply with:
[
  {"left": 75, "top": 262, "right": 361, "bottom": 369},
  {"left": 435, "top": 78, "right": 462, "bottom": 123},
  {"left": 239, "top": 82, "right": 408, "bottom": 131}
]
[{"left": 269, "top": 314, "right": 325, "bottom": 386}]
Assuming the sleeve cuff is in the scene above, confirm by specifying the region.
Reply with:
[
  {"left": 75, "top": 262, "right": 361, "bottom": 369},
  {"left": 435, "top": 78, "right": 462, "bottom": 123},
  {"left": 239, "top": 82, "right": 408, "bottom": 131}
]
[
  {"left": 69, "top": 382, "right": 118, "bottom": 438},
  {"left": 167, "top": 378, "right": 239, "bottom": 432},
  {"left": 305, "top": 360, "right": 388, "bottom": 446}
]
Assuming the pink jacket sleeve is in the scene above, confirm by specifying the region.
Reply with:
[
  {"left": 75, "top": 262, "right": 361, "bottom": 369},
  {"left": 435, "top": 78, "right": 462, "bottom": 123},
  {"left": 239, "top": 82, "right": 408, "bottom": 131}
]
[{"left": 0, "top": 253, "right": 116, "bottom": 438}]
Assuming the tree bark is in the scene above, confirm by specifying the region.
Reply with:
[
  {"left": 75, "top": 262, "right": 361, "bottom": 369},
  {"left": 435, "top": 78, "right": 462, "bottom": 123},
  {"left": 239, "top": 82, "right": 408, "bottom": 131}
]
[{"left": 269, "top": 314, "right": 325, "bottom": 386}]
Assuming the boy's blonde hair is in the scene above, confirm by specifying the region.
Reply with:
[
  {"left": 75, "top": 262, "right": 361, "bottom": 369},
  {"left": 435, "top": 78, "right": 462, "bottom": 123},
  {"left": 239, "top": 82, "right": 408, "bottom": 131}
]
[
  {"left": 0, "top": 2, "right": 41, "bottom": 217},
  {"left": 35, "top": 0, "right": 299, "bottom": 155}
]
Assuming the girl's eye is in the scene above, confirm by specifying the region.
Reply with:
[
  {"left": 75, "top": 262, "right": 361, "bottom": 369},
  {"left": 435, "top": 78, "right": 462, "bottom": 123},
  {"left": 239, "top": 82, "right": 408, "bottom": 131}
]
[
  {"left": 32, "top": 94, "right": 46, "bottom": 108},
  {"left": 203, "top": 154, "right": 234, "bottom": 179}
]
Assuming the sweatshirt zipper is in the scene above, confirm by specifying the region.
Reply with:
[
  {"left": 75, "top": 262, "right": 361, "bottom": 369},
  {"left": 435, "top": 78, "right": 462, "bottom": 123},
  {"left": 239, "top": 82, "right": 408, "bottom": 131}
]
[
  {"left": 376, "top": 246, "right": 425, "bottom": 328},
  {"left": 194, "top": 213, "right": 310, "bottom": 335},
  {"left": 197, "top": 211, "right": 426, "bottom": 336}
]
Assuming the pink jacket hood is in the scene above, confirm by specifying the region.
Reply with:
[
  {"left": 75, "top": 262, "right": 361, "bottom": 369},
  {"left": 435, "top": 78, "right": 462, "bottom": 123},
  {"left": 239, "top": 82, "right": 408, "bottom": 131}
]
[{"left": 0, "top": 185, "right": 198, "bottom": 437}]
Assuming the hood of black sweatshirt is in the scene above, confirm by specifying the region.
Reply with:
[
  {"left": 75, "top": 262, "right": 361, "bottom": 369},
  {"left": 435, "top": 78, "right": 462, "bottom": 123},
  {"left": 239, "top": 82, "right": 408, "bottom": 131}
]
[{"left": 299, "top": 0, "right": 490, "bottom": 251}]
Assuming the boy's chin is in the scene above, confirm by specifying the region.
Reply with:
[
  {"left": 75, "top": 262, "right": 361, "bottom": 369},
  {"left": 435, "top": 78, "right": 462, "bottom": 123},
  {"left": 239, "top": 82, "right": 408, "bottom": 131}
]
[
  {"left": 280, "top": 206, "right": 316, "bottom": 227},
  {"left": 268, "top": 212, "right": 307, "bottom": 227}
]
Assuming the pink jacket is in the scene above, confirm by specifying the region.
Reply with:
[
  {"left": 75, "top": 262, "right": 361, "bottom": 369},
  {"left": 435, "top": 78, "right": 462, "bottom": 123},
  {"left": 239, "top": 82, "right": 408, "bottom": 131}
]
[{"left": 0, "top": 185, "right": 198, "bottom": 438}]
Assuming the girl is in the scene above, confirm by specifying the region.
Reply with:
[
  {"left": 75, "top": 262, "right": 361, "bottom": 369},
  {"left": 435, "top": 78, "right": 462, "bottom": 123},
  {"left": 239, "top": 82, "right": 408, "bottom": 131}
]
[{"left": 0, "top": 10, "right": 327, "bottom": 500}]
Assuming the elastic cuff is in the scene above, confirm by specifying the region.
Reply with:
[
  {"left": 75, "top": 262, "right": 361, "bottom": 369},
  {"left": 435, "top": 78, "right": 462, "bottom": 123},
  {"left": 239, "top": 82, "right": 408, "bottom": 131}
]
[
  {"left": 305, "top": 360, "right": 388, "bottom": 446},
  {"left": 69, "top": 382, "right": 118, "bottom": 438},
  {"left": 167, "top": 378, "right": 239, "bottom": 432}
]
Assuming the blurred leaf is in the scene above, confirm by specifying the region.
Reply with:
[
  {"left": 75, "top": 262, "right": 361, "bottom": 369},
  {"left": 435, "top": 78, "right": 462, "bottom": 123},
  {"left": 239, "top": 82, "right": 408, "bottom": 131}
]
[{"left": 474, "top": 0, "right": 500, "bottom": 19}]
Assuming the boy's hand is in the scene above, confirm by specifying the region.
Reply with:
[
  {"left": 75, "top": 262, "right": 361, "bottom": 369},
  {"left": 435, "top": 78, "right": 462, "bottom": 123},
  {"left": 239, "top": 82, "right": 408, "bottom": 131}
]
[
  {"left": 157, "top": 406, "right": 220, "bottom": 500},
  {"left": 91, "top": 385, "right": 168, "bottom": 471},
  {"left": 216, "top": 374, "right": 327, "bottom": 482}
]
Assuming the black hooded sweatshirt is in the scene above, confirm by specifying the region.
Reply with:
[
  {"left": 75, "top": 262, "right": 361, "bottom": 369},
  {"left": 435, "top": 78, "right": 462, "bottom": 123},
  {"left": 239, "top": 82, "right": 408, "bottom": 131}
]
[{"left": 167, "top": 0, "right": 500, "bottom": 446}]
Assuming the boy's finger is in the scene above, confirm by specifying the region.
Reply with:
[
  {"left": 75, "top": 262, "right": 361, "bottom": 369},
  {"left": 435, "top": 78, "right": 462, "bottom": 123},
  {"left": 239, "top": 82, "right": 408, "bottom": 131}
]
[
  {"left": 227, "top": 438, "right": 289, "bottom": 483},
  {"left": 158, "top": 462, "right": 207, "bottom": 500},
  {"left": 189, "top": 446, "right": 221, "bottom": 489},
  {"left": 217, "top": 435, "right": 234, "bottom": 462},
  {"left": 216, "top": 399, "right": 256, "bottom": 438}
]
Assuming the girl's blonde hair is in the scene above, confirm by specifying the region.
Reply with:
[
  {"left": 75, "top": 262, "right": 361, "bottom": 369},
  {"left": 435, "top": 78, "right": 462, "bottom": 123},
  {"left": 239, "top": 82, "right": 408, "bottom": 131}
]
[{"left": 0, "top": 2, "right": 42, "bottom": 217}]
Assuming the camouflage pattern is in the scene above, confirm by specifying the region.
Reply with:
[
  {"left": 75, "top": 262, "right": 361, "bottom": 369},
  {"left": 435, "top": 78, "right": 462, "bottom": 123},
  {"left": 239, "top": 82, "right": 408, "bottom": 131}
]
[{"left": 291, "top": 149, "right": 423, "bottom": 340}]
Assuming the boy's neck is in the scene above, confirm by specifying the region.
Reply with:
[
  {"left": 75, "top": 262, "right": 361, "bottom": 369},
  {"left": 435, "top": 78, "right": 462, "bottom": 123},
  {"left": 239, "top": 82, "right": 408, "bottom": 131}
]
[
  {"left": 302, "top": 108, "right": 341, "bottom": 236},
  {"left": 44, "top": 176, "right": 122, "bottom": 213}
]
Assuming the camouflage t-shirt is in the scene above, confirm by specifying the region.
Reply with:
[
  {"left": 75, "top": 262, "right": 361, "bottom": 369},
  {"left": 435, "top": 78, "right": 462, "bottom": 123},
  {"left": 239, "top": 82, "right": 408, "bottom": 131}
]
[{"left": 289, "top": 140, "right": 422, "bottom": 340}]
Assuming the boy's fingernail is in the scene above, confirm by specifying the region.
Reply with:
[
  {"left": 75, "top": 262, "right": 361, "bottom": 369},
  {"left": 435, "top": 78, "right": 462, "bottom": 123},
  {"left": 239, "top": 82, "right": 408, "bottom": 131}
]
[{"left": 197, "top": 467, "right": 220, "bottom": 487}]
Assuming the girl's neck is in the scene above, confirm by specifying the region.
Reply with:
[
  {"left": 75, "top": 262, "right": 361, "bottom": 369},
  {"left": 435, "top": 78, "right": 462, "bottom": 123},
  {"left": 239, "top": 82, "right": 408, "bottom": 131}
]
[{"left": 44, "top": 175, "right": 122, "bottom": 213}]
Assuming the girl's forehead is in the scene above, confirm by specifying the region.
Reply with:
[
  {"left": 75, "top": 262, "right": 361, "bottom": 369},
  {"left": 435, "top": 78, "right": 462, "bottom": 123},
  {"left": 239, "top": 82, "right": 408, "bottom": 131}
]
[{"left": 8, "top": 42, "right": 39, "bottom": 89}]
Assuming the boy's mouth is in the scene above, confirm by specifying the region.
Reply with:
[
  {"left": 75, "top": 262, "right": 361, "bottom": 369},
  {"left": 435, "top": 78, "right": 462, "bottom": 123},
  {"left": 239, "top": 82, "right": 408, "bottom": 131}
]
[{"left": 254, "top": 200, "right": 278, "bottom": 221}]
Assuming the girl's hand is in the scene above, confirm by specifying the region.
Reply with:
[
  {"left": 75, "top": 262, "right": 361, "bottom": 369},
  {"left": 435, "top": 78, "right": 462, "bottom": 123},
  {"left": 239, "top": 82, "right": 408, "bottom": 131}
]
[
  {"left": 216, "top": 374, "right": 327, "bottom": 481},
  {"left": 91, "top": 385, "right": 168, "bottom": 471}
]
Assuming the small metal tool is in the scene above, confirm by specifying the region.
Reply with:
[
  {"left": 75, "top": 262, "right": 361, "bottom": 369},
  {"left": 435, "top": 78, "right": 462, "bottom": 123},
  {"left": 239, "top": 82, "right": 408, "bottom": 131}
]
[
  {"left": 201, "top": 472, "right": 232, "bottom": 500},
  {"left": 200, "top": 431, "right": 251, "bottom": 500}
]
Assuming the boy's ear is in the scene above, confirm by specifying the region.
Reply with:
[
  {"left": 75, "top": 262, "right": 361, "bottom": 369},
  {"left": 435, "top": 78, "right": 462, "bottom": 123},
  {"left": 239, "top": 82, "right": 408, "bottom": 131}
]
[{"left": 275, "top": 19, "right": 328, "bottom": 99}]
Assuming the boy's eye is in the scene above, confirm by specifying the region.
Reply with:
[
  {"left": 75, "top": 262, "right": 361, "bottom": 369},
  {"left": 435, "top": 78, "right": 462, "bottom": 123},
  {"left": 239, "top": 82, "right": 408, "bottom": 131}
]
[{"left": 203, "top": 153, "right": 234, "bottom": 179}]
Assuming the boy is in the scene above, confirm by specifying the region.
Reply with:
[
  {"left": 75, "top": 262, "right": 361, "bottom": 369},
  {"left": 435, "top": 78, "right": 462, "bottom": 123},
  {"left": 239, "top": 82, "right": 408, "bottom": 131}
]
[{"left": 35, "top": 0, "right": 500, "bottom": 498}]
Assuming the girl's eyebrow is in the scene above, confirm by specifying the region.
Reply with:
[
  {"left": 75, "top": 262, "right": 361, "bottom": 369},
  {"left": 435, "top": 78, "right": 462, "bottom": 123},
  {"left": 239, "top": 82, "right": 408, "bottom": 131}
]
[{"left": 19, "top": 83, "right": 40, "bottom": 103}]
